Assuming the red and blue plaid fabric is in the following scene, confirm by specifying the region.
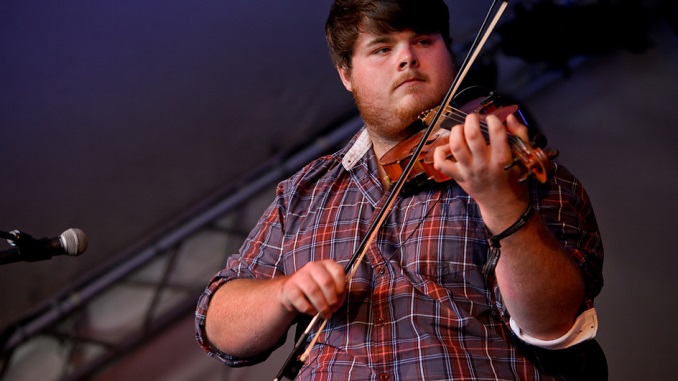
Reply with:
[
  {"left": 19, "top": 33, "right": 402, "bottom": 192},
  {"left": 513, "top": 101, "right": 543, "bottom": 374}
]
[{"left": 196, "top": 129, "right": 603, "bottom": 381}]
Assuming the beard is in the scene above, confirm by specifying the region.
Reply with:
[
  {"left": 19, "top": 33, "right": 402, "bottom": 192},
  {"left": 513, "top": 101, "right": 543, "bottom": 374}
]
[{"left": 353, "top": 84, "right": 445, "bottom": 146}]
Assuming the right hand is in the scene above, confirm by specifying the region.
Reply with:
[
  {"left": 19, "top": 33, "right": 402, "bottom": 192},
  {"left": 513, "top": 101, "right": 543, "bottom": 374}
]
[{"left": 279, "top": 259, "right": 347, "bottom": 319}]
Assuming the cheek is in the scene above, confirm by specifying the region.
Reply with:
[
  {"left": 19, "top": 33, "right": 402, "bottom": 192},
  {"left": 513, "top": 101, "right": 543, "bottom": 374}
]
[
  {"left": 354, "top": 74, "right": 384, "bottom": 100},
  {"left": 356, "top": 63, "right": 388, "bottom": 86},
  {"left": 430, "top": 73, "right": 454, "bottom": 102},
  {"left": 429, "top": 55, "right": 455, "bottom": 86}
]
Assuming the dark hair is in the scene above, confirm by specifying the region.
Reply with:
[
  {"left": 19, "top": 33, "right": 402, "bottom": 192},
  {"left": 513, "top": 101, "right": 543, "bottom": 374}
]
[{"left": 325, "top": 0, "right": 452, "bottom": 70}]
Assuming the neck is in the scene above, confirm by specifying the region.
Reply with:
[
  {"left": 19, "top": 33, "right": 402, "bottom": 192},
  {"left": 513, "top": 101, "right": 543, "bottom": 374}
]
[
  {"left": 366, "top": 122, "right": 421, "bottom": 160},
  {"left": 367, "top": 129, "right": 418, "bottom": 191},
  {"left": 371, "top": 147, "right": 393, "bottom": 191}
]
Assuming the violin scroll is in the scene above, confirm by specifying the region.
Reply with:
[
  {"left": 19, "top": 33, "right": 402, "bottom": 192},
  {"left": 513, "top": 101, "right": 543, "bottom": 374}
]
[{"left": 505, "top": 135, "right": 559, "bottom": 184}]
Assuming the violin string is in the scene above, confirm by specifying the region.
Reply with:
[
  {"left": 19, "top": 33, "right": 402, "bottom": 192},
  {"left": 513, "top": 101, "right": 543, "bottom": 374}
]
[{"left": 436, "top": 106, "right": 527, "bottom": 149}]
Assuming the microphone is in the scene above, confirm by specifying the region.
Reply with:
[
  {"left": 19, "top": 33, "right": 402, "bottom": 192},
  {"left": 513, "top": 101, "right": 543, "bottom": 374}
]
[{"left": 0, "top": 228, "right": 88, "bottom": 265}]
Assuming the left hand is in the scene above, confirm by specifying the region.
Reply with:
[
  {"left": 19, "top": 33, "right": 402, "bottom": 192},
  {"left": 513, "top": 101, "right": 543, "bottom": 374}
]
[{"left": 433, "top": 113, "right": 530, "bottom": 232}]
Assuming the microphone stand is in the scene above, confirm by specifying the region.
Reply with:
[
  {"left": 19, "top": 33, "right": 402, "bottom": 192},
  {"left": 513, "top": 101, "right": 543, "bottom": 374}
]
[
  {"left": 0, "top": 230, "right": 50, "bottom": 265},
  {"left": 0, "top": 230, "right": 18, "bottom": 241}
]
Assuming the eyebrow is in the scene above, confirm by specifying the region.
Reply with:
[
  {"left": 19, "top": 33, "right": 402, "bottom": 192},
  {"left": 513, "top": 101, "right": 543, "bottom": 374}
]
[
  {"left": 362, "top": 31, "right": 436, "bottom": 48},
  {"left": 363, "top": 35, "right": 394, "bottom": 48}
]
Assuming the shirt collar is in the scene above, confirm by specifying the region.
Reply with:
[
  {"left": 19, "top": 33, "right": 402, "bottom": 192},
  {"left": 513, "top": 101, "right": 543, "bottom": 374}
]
[{"left": 341, "top": 128, "right": 372, "bottom": 171}]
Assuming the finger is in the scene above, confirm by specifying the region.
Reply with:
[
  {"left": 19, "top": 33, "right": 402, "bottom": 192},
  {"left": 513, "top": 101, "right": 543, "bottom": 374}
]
[
  {"left": 282, "top": 264, "right": 335, "bottom": 317},
  {"left": 313, "top": 261, "right": 346, "bottom": 313},
  {"left": 306, "top": 284, "right": 333, "bottom": 318},
  {"left": 447, "top": 122, "right": 471, "bottom": 166},
  {"left": 281, "top": 275, "right": 318, "bottom": 315},
  {"left": 324, "top": 260, "right": 347, "bottom": 299},
  {"left": 432, "top": 144, "right": 457, "bottom": 178},
  {"left": 463, "top": 113, "right": 488, "bottom": 158},
  {"left": 288, "top": 260, "right": 345, "bottom": 318},
  {"left": 506, "top": 114, "right": 529, "bottom": 142},
  {"left": 485, "top": 114, "right": 511, "bottom": 167},
  {"left": 294, "top": 272, "right": 336, "bottom": 318}
]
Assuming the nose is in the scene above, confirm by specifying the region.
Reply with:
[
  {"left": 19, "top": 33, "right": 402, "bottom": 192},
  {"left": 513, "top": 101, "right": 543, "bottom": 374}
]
[{"left": 398, "top": 46, "right": 419, "bottom": 70}]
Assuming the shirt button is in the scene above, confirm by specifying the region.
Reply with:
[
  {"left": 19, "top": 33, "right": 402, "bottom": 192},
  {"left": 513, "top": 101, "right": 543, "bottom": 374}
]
[
  {"left": 379, "top": 266, "right": 386, "bottom": 274},
  {"left": 379, "top": 374, "right": 390, "bottom": 381}
]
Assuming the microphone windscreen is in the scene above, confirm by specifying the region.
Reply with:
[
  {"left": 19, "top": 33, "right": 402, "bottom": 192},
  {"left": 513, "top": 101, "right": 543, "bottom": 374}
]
[{"left": 61, "top": 228, "right": 88, "bottom": 256}]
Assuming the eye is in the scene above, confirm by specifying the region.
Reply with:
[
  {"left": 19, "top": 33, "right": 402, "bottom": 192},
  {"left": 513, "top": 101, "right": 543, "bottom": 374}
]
[
  {"left": 415, "top": 37, "right": 433, "bottom": 46},
  {"left": 372, "top": 46, "right": 392, "bottom": 55}
]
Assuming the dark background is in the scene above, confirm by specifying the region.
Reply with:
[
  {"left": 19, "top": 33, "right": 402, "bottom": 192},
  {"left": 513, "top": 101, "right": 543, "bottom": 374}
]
[{"left": 1, "top": 0, "right": 677, "bottom": 379}]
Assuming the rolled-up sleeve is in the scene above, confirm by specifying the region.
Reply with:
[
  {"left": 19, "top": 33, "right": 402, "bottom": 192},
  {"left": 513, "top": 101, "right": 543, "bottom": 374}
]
[
  {"left": 505, "top": 162, "right": 604, "bottom": 350},
  {"left": 543, "top": 163, "right": 604, "bottom": 301},
  {"left": 195, "top": 185, "right": 289, "bottom": 366}
]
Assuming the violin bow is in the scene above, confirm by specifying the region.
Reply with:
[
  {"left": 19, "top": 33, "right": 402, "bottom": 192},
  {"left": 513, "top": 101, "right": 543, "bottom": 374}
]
[{"left": 273, "top": 1, "right": 509, "bottom": 379}]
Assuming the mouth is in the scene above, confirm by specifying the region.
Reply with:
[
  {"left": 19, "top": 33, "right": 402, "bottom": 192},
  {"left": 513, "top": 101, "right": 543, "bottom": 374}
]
[{"left": 394, "top": 74, "right": 427, "bottom": 91}]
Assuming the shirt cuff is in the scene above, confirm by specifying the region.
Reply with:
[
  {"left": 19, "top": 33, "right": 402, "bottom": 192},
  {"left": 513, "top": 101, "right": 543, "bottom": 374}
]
[{"left": 509, "top": 308, "right": 598, "bottom": 350}]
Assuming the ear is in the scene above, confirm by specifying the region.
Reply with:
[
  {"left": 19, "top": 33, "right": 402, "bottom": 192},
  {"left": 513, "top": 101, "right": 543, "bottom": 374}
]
[{"left": 336, "top": 65, "right": 353, "bottom": 92}]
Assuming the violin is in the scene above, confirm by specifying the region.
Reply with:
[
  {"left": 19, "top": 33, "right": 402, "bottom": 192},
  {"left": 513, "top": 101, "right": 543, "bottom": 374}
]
[{"left": 379, "top": 88, "right": 559, "bottom": 192}]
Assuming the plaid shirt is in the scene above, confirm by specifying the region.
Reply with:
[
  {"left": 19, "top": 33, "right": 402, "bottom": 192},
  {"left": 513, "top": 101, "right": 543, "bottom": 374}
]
[{"left": 196, "top": 128, "right": 604, "bottom": 381}]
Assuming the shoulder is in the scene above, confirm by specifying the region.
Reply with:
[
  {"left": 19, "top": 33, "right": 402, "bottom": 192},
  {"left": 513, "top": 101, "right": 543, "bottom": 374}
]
[
  {"left": 536, "top": 161, "right": 594, "bottom": 206},
  {"left": 276, "top": 152, "right": 345, "bottom": 203},
  {"left": 278, "top": 129, "right": 364, "bottom": 195},
  {"left": 276, "top": 129, "right": 366, "bottom": 200}
]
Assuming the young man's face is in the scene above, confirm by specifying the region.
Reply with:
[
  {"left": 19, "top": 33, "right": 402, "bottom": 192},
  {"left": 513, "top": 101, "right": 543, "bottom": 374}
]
[{"left": 337, "top": 27, "right": 455, "bottom": 146}]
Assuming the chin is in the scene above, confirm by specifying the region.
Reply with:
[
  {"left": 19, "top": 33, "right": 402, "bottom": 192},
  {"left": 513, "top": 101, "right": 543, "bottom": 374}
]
[{"left": 398, "top": 96, "right": 439, "bottom": 124}]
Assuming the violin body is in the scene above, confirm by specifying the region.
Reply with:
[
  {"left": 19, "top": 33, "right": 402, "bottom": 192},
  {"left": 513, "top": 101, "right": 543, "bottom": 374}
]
[{"left": 379, "top": 88, "right": 558, "bottom": 190}]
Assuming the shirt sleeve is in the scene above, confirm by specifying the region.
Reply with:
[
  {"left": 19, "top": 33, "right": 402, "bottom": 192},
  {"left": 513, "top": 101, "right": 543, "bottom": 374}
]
[
  {"left": 537, "top": 162, "right": 605, "bottom": 302},
  {"left": 509, "top": 308, "right": 599, "bottom": 350},
  {"left": 194, "top": 184, "right": 290, "bottom": 366},
  {"left": 504, "top": 162, "right": 604, "bottom": 349}
]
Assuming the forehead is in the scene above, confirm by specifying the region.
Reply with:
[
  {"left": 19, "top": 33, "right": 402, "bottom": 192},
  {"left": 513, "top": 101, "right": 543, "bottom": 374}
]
[{"left": 353, "top": 26, "right": 420, "bottom": 48}]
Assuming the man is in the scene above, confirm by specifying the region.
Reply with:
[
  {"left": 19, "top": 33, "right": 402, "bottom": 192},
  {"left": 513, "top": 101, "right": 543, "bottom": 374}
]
[{"left": 196, "top": 1, "right": 604, "bottom": 380}]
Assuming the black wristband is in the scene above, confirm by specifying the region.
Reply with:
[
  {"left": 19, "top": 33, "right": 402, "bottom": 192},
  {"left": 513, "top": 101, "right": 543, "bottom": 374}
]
[{"left": 487, "top": 202, "right": 534, "bottom": 249}]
